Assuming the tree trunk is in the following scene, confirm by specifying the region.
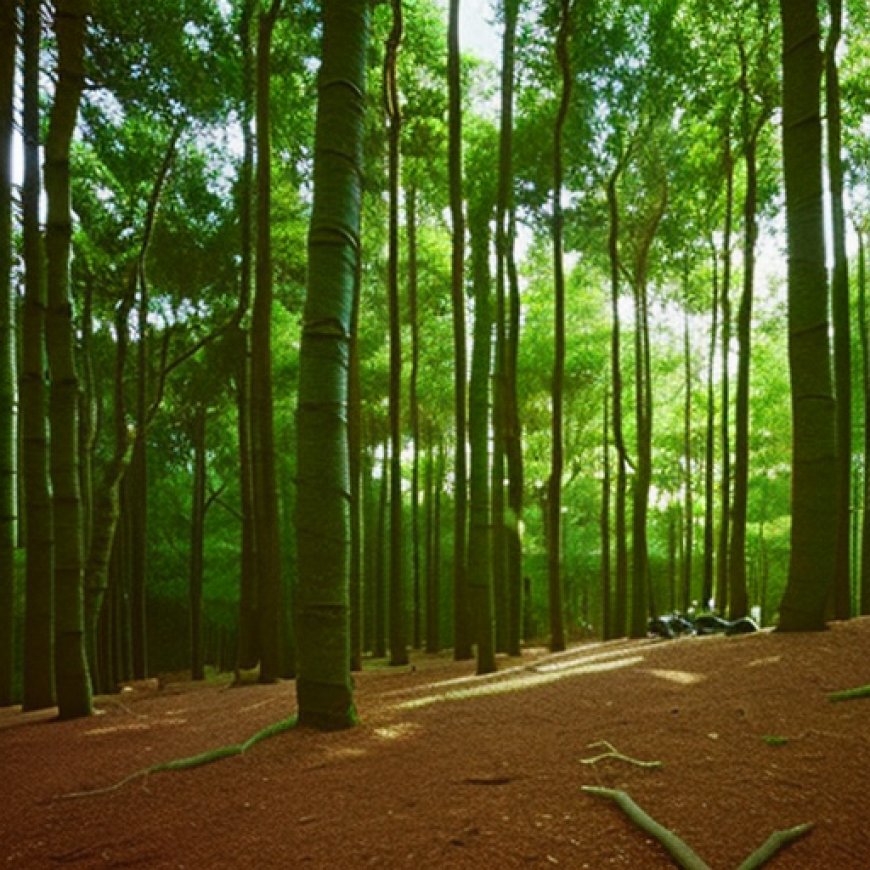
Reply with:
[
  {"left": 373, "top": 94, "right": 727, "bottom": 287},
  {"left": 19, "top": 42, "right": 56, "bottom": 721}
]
[
  {"left": 701, "top": 236, "right": 719, "bottom": 612},
  {"left": 45, "top": 0, "right": 92, "bottom": 719},
  {"left": 682, "top": 274, "right": 693, "bottom": 614},
  {"left": 468, "top": 200, "right": 496, "bottom": 675},
  {"left": 0, "top": 0, "right": 15, "bottom": 708},
  {"left": 777, "top": 0, "right": 837, "bottom": 631},
  {"left": 448, "top": 0, "right": 471, "bottom": 661},
  {"left": 384, "top": 1, "right": 407, "bottom": 667},
  {"left": 826, "top": 0, "right": 851, "bottom": 620},
  {"left": 716, "top": 136, "right": 734, "bottom": 614},
  {"left": 406, "top": 186, "right": 421, "bottom": 651},
  {"left": 295, "top": 0, "right": 368, "bottom": 728},
  {"left": 607, "top": 158, "right": 629, "bottom": 638},
  {"left": 601, "top": 389, "right": 612, "bottom": 638},
  {"left": 492, "top": 0, "right": 520, "bottom": 656},
  {"left": 348, "top": 211, "right": 363, "bottom": 671},
  {"left": 20, "top": 0, "right": 55, "bottom": 711},
  {"left": 425, "top": 437, "right": 444, "bottom": 653},
  {"left": 859, "top": 228, "right": 870, "bottom": 616},
  {"left": 547, "top": 0, "right": 571, "bottom": 654},
  {"left": 252, "top": 0, "right": 284, "bottom": 683},
  {"left": 189, "top": 405, "right": 206, "bottom": 681},
  {"left": 235, "top": 0, "right": 258, "bottom": 672},
  {"left": 374, "top": 441, "right": 388, "bottom": 658}
]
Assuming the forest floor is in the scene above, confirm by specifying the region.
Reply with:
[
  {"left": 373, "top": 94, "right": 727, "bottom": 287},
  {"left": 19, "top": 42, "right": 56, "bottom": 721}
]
[{"left": 2, "top": 618, "right": 870, "bottom": 869}]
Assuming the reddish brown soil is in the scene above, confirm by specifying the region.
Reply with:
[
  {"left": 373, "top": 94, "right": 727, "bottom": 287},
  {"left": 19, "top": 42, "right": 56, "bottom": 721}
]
[{"left": 2, "top": 618, "right": 870, "bottom": 869}]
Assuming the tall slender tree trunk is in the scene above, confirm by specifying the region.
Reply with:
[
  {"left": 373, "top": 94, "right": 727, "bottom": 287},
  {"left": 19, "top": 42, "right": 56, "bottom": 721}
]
[
  {"left": 701, "top": 236, "right": 719, "bottom": 611},
  {"left": 252, "top": 0, "right": 284, "bottom": 682},
  {"left": 235, "top": 0, "right": 258, "bottom": 672},
  {"left": 607, "top": 159, "right": 629, "bottom": 637},
  {"left": 730, "top": 45, "right": 771, "bottom": 620},
  {"left": 406, "top": 186, "right": 421, "bottom": 651},
  {"left": 45, "top": 0, "right": 92, "bottom": 719},
  {"left": 858, "top": 227, "right": 870, "bottom": 616},
  {"left": 384, "top": 1, "right": 407, "bottom": 667},
  {"left": 777, "top": 0, "right": 836, "bottom": 632},
  {"left": 601, "top": 388, "right": 612, "bottom": 638},
  {"left": 826, "top": 0, "right": 851, "bottom": 620},
  {"left": 448, "top": 0, "right": 471, "bottom": 660},
  {"left": 295, "top": 0, "right": 368, "bottom": 728},
  {"left": 682, "top": 272, "right": 693, "bottom": 613},
  {"left": 189, "top": 404, "right": 206, "bottom": 681},
  {"left": 0, "top": 0, "right": 15, "bottom": 707},
  {"left": 425, "top": 437, "right": 444, "bottom": 653},
  {"left": 348, "top": 213, "right": 363, "bottom": 671},
  {"left": 493, "top": 0, "right": 520, "bottom": 656},
  {"left": 716, "top": 136, "right": 734, "bottom": 614},
  {"left": 20, "top": 0, "right": 55, "bottom": 711},
  {"left": 374, "top": 442, "right": 388, "bottom": 658},
  {"left": 547, "top": 0, "right": 571, "bottom": 654},
  {"left": 468, "top": 201, "right": 496, "bottom": 675}
]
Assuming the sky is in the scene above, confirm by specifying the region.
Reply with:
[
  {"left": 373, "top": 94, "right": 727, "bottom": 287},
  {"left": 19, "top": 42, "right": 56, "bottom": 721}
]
[{"left": 456, "top": 0, "right": 501, "bottom": 63}]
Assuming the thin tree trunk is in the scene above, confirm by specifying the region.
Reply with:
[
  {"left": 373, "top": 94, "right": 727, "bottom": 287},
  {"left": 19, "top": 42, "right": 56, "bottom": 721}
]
[
  {"left": 826, "top": 0, "right": 851, "bottom": 620},
  {"left": 20, "top": 0, "right": 55, "bottom": 711},
  {"left": 601, "top": 388, "right": 612, "bottom": 638},
  {"left": 607, "top": 157, "right": 629, "bottom": 638},
  {"left": 548, "top": 0, "right": 571, "bottom": 654},
  {"left": 468, "top": 200, "right": 496, "bottom": 675},
  {"left": 702, "top": 236, "right": 719, "bottom": 611},
  {"left": 384, "top": 0, "right": 407, "bottom": 667},
  {"left": 682, "top": 272, "right": 693, "bottom": 613},
  {"left": 777, "top": 0, "right": 836, "bottom": 631},
  {"left": 189, "top": 405, "right": 206, "bottom": 681},
  {"left": 45, "top": 0, "right": 93, "bottom": 719},
  {"left": 348, "top": 208, "right": 363, "bottom": 671},
  {"left": 716, "top": 135, "right": 734, "bottom": 614},
  {"left": 0, "top": 0, "right": 15, "bottom": 707},
  {"left": 859, "top": 227, "right": 870, "bottom": 616},
  {"left": 406, "top": 186, "right": 421, "bottom": 651},
  {"left": 235, "top": 0, "right": 258, "bottom": 672},
  {"left": 448, "top": 0, "right": 471, "bottom": 660},
  {"left": 252, "top": 0, "right": 284, "bottom": 682},
  {"left": 374, "top": 441, "right": 388, "bottom": 658}
]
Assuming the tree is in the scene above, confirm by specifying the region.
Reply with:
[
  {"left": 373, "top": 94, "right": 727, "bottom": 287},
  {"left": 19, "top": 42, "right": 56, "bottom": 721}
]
[
  {"left": 448, "top": 0, "right": 471, "bottom": 660},
  {"left": 0, "top": 0, "right": 15, "bottom": 708},
  {"left": 777, "top": 0, "right": 837, "bottom": 632},
  {"left": 294, "top": 0, "right": 369, "bottom": 729},
  {"left": 384, "top": 0, "right": 407, "bottom": 667},
  {"left": 45, "top": 0, "right": 93, "bottom": 719},
  {"left": 252, "top": 0, "right": 285, "bottom": 682},
  {"left": 547, "top": 0, "right": 572, "bottom": 653},
  {"left": 20, "top": 0, "right": 55, "bottom": 711},
  {"left": 825, "top": 0, "right": 852, "bottom": 620}
]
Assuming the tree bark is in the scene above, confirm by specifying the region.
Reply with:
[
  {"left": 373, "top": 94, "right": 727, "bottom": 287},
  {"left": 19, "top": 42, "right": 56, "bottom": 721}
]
[
  {"left": 20, "top": 0, "right": 55, "bottom": 711},
  {"left": 0, "top": 0, "right": 15, "bottom": 707},
  {"left": 547, "top": 0, "right": 571, "bottom": 654},
  {"left": 189, "top": 405, "right": 206, "bottom": 681},
  {"left": 295, "top": 0, "right": 368, "bottom": 727},
  {"left": 406, "top": 186, "right": 421, "bottom": 651},
  {"left": 384, "top": 0, "right": 407, "bottom": 667},
  {"left": 45, "top": 0, "right": 93, "bottom": 719},
  {"left": 825, "top": 0, "right": 852, "bottom": 620},
  {"left": 701, "top": 236, "right": 719, "bottom": 612},
  {"left": 858, "top": 227, "right": 870, "bottom": 616},
  {"left": 682, "top": 272, "right": 693, "bottom": 614},
  {"left": 448, "top": 0, "right": 471, "bottom": 660},
  {"left": 777, "top": 0, "right": 836, "bottom": 631}
]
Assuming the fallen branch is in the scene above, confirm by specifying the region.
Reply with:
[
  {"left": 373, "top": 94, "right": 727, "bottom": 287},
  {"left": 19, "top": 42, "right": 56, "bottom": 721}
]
[
  {"left": 580, "top": 740, "right": 663, "bottom": 769},
  {"left": 829, "top": 685, "right": 870, "bottom": 703},
  {"left": 57, "top": 716, "right": 297, "bottom": 800},
  {"left": 582, "top": 786, "right": 813, "bottom": 869},
  {"left": 581, "top": 786, "right": 709, "bottom": 869}
]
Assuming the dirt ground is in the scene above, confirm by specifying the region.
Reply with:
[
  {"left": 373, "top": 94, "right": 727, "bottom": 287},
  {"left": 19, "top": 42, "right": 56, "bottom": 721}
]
[{"left": 2, "top": 617, "right": 870, "bottom": 869}]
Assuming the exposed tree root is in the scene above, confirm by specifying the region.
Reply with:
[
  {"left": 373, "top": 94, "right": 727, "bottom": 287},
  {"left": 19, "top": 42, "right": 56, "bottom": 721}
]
[
  {"left": 57, "top": 716, "right": 297, "bottom": 800},
  {"left": 580, "top": 740, "right": 663, "bottom": 769},
  {"left": 828, "top": 684, "right": 870, "bottom": 702},
  {"left": 581, "top": 786, "right": 710, "bottom": 869},
  {"left": 582, "top": 785, "right": 812, "bottom": 869}
]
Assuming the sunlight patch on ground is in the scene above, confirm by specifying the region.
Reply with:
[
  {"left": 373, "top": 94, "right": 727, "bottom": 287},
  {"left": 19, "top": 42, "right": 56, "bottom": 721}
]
[
  {"left": 326, "top": 746, "right": 368, "bottom": 761},
  {"left": 83, "top": 718, "right": 187, "bottom": 737},
  {"left": 394, "top": 655, "right": 645, "bottom": 711},
  {"left": 747, "top": 655, "right": 782, "bottom": 668},
  {"left": 644, "top": 668, "right": 705, "bottom": 686},
  {"left": 373, "top": 722, "right": 423, "bottom": 741}
]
